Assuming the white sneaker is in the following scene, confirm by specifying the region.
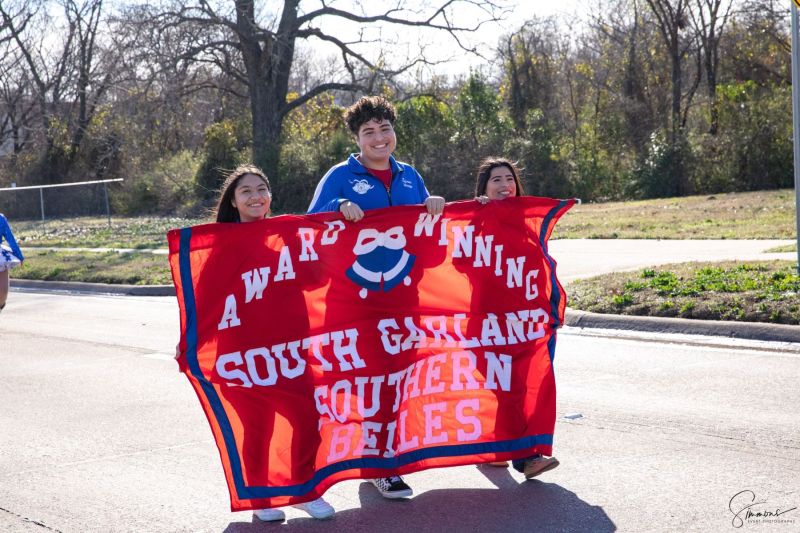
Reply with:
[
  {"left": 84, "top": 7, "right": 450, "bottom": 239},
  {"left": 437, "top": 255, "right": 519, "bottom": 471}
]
[
  {"left": 293, "top": 497, "right": 335, "bottom": 519},
  {"left": 253, "top": 507, "right": 286, "bottom": 522}
]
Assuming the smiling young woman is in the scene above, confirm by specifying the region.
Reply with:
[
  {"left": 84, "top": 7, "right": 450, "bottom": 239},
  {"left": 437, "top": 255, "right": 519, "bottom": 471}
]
[
  {"left": 196, "top": 164, "right": 336, "bottom": 522},
  {"left": 474, "top": 157, "right": 525, "bottom": 203},
  {"left": 213, "top": 165, "right": 272, "bottom": 223},
  {"left": 472, "top": 156, "right": 560, "bottom": 478}
]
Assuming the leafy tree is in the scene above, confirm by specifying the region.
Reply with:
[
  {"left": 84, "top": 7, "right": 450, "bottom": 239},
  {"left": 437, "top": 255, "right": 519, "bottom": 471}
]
[
  {"left": 195, "top": 119, "right": 241, "bottom": 201},
  {"left": 394, "top": 95, "right": 458, "bottom": 199},
  {"left": 277, "top": 94, "right": 351, "bottom": 213},
  {"left": 507, "top": 109, "right": 569, "bottom": 198}
]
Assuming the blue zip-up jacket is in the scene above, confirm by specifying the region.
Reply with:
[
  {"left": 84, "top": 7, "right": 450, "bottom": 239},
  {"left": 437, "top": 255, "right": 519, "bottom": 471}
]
[
  {"left": 307, "top": 154, "right": 430, "bottom": 213},
  {"left": 0, "top": 214, "right": 23, "bottom": 261}
]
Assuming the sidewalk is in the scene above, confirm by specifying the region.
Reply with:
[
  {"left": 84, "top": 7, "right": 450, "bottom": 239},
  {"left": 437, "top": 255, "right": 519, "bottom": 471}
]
[{"left": 547, "top": 238, "right": 796, "bottom": 282}]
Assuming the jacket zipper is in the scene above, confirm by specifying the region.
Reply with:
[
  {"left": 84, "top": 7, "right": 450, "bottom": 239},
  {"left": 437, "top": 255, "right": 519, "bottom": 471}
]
[
  {"left": 362, "top": 166, "right": 393, "bottom": 205},
  {"left": 379, "top": 170, "right": 393, "bottom": 206}
]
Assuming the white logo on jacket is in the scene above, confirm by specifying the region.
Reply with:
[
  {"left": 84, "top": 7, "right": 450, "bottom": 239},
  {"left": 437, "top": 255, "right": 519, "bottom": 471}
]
[{"left": 350, "top": 179, "right": 374, "bottom": 194}]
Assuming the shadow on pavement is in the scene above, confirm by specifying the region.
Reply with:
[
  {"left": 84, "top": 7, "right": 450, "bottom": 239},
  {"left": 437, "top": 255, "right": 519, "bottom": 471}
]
[{"left": 222, "top": 466, "right": 615, "bottom": 532}]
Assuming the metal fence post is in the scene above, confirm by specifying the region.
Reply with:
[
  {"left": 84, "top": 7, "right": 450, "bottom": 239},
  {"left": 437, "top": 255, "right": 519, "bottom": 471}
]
[
  {"left": 39, "top": 188, "right": 45, "bottom": 223},
  {"left": 104, "top": 182, "right": 111, "bottom": 227}
]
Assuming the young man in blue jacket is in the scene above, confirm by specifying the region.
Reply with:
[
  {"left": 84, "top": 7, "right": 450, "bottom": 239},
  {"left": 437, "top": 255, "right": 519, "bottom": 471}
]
[{"left": 307, "top": 96, "right": 444, "bottom": 499}]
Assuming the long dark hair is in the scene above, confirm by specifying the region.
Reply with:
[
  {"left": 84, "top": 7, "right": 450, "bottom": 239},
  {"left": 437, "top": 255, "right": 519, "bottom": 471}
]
[
  {"left": 213, "top": 164, "right": 271, "bottom": 223},
  {"left": 474, "top": 157, "right": 525, "bottom": 198}
]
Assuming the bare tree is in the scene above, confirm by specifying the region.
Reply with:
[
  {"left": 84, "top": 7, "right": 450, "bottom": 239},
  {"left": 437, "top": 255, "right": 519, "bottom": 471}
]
[
  {"left": 587, "top": 0, "right": 660, "bottom": 159},
  {"left": 0, "top": 46, "right": 38, "bottom": 158},
  {"left": 0, "top": 0, "right": 126, "bottom": 180},
  {"left": 153, "top": 0, "right": 507, "bottom": 195},
  {"left": 644, "top": 0, "right": 701, "bottom": 140},
  {"left": 65, "top": 0, "right": 111, "bottom": 164},
  {"left": 499, "top": 17, "right": 562, "bottom": 131},
  {"left": 111, "top": 5, "right": 236, "bottom": 155},
  {"left": 723, "top": 0, "right": 790, "bottom": 86},
  {"left": 0, "top": 0, "right": 72, "bottom": 176},
  {"left": 643, "top": 0, "right": 702, "bottom": 195},
  {"left": 689, "top": 0, "right": 733, "bottom": 134}
]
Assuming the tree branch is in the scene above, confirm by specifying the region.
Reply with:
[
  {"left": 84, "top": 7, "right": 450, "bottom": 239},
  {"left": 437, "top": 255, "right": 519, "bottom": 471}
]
[{"left": 283, "top": 81, "right": 368, "bottom": 115}]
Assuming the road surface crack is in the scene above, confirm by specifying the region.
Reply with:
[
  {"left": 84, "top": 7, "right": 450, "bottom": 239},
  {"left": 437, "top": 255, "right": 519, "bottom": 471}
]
[{"left": 0, "top": 507, "right": 63, "bottom": 532}]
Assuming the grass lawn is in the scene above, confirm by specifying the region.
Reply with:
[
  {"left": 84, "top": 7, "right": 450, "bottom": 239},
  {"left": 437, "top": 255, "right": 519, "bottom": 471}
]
[
  {"left": 552, "top": 189, "right": 797, "bottom": 239},
  {"left": 13, "top": 249, "right": 172, "bottom": 285},
  {"left": 765, "top": 244, "right": 798, "bottom": 253},
  {"left": 568, "top": 261, "right": 800, "bottom": 325},
  {"left": 12, "top": 216, "right": 202, "bottom": 249}
]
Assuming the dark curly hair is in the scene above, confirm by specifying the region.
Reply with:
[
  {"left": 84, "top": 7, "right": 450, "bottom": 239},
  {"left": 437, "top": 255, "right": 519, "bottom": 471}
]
[
  {"left": 213, "top": 164, "right": 271, "bottom": 223},
  {"left": 474, "top": 157, "right": 525, "bottom": 198},
  {"left": 344, "top": 95, "right": 397, "bottom": 135}
]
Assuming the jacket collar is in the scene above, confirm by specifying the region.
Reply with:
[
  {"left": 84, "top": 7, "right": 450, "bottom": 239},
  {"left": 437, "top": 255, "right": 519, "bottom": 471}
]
[{"left": 347, "top": 154, "right": 404, "bottom": 177}]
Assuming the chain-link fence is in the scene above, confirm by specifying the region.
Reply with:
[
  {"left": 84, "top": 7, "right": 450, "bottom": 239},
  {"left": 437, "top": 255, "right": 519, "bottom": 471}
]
[{"left": 0, "top": 179, "right": 123, "bottom": 223}]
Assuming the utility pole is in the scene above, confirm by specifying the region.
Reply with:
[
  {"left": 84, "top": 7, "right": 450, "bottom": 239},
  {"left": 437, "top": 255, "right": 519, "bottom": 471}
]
[{"left": 792, "top": 0, "right": 800, "bottom": 272}]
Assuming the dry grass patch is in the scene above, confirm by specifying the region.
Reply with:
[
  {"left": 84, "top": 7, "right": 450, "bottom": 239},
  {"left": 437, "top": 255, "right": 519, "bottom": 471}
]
[
  {"left": 12, "top": 249, "right": 171, "bottom": 285},
  {"left": 554, "top": 189, "right": 797, "bottom": 239}
]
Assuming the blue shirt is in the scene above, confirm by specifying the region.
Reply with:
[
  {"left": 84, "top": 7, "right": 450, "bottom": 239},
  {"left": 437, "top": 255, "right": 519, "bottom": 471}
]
[{"left": 0, "top": 214, "right": 23, "bottom": 261}]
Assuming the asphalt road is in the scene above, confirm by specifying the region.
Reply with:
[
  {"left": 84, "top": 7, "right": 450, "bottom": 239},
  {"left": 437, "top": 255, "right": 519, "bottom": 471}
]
[{"left": 1, "top": 292, "right": 798, "bottom": 532}]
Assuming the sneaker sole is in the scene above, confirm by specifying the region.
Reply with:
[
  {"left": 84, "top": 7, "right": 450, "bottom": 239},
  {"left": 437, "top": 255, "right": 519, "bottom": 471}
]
[
  {"left": 379, "top": 489, "right": 413, "bottom": 499},
  {"left": 253, "top": 512, "right": 285, "bottom": 522},
  {"left": 292, "top": 505, "right": 335, "bottom": 520},
  {"left": 524, "top": 459, "right": 560, "bottom": 479},
  {"left": 305, "top": 511, "right": 335, "bottom": 520}
]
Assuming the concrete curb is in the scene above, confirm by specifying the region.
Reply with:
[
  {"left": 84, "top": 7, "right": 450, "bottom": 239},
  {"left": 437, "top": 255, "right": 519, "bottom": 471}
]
[
  {"left": 564, "top": 309, "right": 800, "bottom": 344},
  {"left": 12, "top": 279, "right": 175, "bottom": 296},
  {"left": 12, "top": 279, "right": 799, "bottom": 343}
]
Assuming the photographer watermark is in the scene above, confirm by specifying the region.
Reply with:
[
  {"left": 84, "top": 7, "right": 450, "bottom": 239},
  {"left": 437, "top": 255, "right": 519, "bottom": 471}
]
[{"left": 729, "top": 490, "right": 797, "bottom": 528}]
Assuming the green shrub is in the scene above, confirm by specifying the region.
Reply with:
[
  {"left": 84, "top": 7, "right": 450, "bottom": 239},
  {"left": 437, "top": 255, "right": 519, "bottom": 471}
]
[
  {"left": 114, "top": 151, "right": 202, "bottom": 215},
  {"left": 195, "top": 120, "right": 241, "bottom": 202}
]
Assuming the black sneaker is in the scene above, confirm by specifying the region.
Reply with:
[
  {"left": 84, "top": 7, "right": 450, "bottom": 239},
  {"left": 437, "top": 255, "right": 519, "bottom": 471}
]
[{"left": 370, "top": 476, "right": 413, "bottom": 499}]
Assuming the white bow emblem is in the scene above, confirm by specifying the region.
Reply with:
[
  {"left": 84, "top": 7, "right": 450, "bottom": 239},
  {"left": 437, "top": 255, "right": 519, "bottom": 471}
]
[
  {"left": 353, "top": 226, "right": 407, "bottom": 255},
  {"left": 351, "top": 179, "right": 374, "bottom": 194}
]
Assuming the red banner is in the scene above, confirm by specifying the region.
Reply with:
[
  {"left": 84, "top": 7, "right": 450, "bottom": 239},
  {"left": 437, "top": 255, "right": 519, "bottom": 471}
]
[{"left": 168, "top": 197, "right": 574, "bottom": 511}]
